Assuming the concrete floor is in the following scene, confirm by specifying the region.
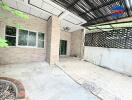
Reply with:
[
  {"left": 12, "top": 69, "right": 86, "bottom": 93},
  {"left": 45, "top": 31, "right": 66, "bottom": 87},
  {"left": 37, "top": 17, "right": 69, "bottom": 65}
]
[
  {"left": 57, "top": 57, "right": 132, "bottom": 100},
  {"left": 0, "top": 62, "right": 99, "bottom": 100}
]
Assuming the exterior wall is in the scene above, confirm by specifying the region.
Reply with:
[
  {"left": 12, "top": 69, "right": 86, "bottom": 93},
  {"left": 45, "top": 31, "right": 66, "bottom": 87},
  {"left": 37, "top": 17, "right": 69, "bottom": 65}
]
[
  {"left": 0, "top": 47, "right": 45, "bottom": 65},
  {"left": 0, "top": 8, "right": 47, "bottom": 64},
  {"left": 84, "top": 46, "right": 132, "bottom": 76},
  {"left": 60, "top": 31, "right": 71, "bottom": 56},
  {"left": 46, "top": 16, "right": 60, "bottom": 64},
  {"left": 71, "top": 29, "right": 84, "bottom": 57}
]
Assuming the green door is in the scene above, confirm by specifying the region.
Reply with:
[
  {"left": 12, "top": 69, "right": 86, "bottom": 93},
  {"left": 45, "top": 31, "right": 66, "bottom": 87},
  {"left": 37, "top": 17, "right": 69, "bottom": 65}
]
[{"left": 60, "top": 40, "right": 67, "bottom": 55}]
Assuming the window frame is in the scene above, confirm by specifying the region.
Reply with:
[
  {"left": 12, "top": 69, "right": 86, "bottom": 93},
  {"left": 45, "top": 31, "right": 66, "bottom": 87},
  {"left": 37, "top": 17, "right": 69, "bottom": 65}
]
[
  {"left": 38, "top": 32, "right": 45, "bottom": 48},
  {"left": 5, "top": 25, "right": 17, "bottom": 46},
  {"left": 5, "top": 25, "right": 45, "bottom": 48},
  {"left": 17, "top": 28, "right": 38, "bottom": 48}
]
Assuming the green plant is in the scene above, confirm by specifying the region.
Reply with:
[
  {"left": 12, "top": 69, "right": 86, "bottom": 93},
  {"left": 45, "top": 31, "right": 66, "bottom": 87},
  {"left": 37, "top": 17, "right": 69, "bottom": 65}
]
[
  {"left": 0, "top": 2, "right": 29, "bottom": 48},
  {"left": 0, "top": 37, "right": 8, "bottom": 47},
  {"left": 0, "top": 2, "right": 29, "bottom": 28},
  {"left": 0, "top": 2, "right": 29, "bottom": 19}
]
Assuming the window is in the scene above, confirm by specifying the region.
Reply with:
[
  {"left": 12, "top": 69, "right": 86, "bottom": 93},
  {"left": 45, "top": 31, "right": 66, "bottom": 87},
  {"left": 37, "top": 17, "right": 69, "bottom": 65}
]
[
  {"left": 18, "top": 29, "right": 28, "bottom": 46},
  {"left": 5, "top": 26, "right": 16, "bottom": 46},
  {"left": 18, "top": 29, "right": 37, "bottom": 47},
  {"left": 29, "top": 31, "right": 36, "bottom": 46},
  {"left": 5, "top": 26, "right": 45, "bottom": 48},
  {"left": 38, "top": 32, "right": 44, "bottom": 48}
]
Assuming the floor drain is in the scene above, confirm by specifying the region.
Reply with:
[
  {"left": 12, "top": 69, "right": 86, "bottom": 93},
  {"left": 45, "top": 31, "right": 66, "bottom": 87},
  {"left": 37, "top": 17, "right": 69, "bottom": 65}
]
[{"left": 82, "top": 81, "right": 102, "bottom": 95}]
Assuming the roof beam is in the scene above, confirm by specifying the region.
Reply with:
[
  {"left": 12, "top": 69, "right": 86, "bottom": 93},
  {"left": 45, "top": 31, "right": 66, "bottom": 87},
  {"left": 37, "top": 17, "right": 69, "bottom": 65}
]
[
  {"left": 80, "top": 0, "right": 122, "bottom": 25},
  {"left": 52, "top": 0, "right": 131, "bottom": 27},
  {"left": 84, "top": 0, "right": 106, "bottom": 21},
  {"left": 83, "top": 7, "right": 129, "bottom": 26},
  {"left": 84, "top": 14, "right": 112, "bottom": 26},
  {"left": 86, "top": 20, "right": 132, "bottom": 27},
  {"left": 81, "top": 0, "right": 121, "bottom": 15},
  {"left": 67, "top": 0, "right": 80, "bottom": 8}
]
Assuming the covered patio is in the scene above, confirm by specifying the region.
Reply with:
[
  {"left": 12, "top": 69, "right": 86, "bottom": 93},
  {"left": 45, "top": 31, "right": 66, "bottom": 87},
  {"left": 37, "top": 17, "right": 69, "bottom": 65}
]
[
  {"left": 57, "top": 57, "right": 132, "bottom": 100},
  {"left": 0, "top": 61, "right": 99, "bottom": 100},
  {"left": 0, "top": 0, "right": 132, "bottom": 100}
]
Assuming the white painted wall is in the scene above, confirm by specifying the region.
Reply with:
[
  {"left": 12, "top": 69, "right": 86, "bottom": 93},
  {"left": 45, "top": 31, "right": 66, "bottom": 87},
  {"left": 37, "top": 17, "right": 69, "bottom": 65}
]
[{"left": 84, "top": 46, "right": 132, "bottom": 76}]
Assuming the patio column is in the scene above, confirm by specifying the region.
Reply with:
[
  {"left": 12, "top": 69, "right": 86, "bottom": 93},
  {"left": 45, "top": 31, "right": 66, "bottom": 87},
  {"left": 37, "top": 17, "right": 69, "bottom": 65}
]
[{"left": 46, "top": 16, "right": 60, "bottom": 65}]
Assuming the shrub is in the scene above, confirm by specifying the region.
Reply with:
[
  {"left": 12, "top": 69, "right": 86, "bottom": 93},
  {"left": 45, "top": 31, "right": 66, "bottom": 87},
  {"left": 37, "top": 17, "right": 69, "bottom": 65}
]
[{"left": 0, "top": 37, "right": 8, "bottom": 48}]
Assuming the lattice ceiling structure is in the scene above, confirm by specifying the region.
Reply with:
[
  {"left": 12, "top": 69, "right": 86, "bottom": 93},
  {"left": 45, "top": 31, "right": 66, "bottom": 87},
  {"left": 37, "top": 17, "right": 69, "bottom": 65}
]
[{"left": 52, "top": 0, "right": 132, "bottom": 32}]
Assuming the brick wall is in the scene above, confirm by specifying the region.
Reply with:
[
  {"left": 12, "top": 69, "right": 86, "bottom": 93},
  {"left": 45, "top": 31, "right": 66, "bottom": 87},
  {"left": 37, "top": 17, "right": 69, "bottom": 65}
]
[
  {"left": 46, "top": 16, "right": 60, "bottom": 64},
  {"left": 71, "top": 29, "right": 84, "bottom": 57},
  {"left": 0, "top": 8, "right": 47, "bottom": 65},
  {"left": 0, "top": 47, "right": 46, "bottom": 65}
]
